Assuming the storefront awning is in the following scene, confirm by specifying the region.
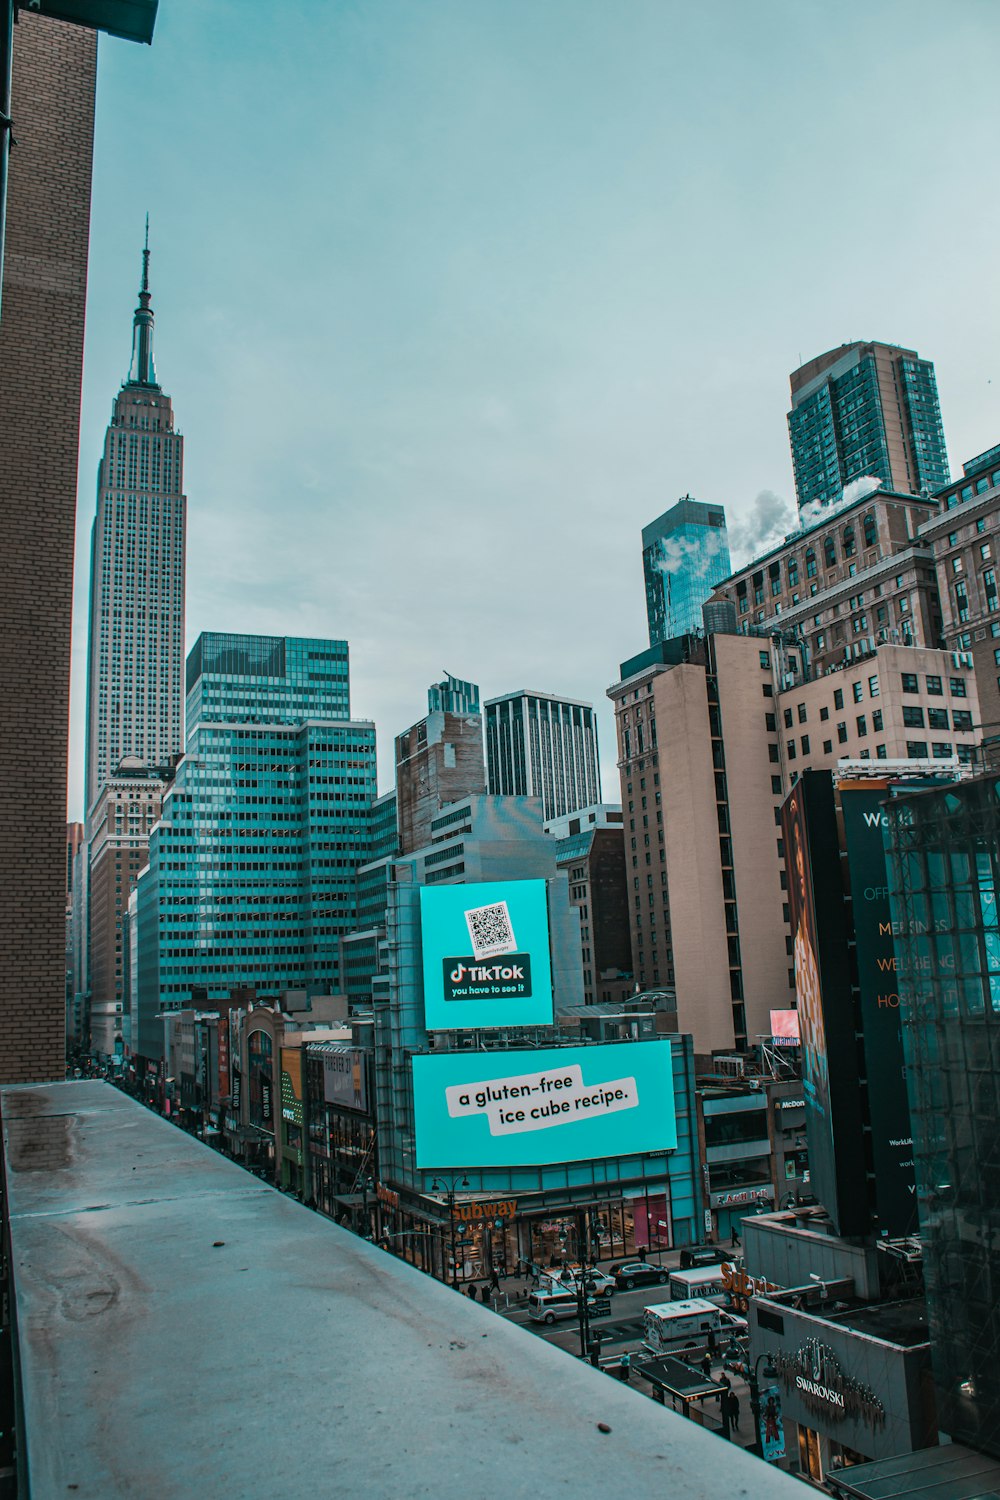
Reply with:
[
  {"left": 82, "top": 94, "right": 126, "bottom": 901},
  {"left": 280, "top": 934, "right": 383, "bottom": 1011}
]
[{"left": 829, "top": 1443, "right": 1000, "bottom": 1500}]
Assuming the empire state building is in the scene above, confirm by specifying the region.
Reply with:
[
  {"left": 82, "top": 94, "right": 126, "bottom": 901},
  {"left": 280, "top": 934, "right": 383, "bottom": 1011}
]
[{"left": 84, "top": 233, "right": 186, "bottom": 817}]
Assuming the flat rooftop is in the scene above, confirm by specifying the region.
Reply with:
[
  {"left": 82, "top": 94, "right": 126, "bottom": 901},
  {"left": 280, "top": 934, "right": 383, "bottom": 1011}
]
[
  {"left": 827, "top": 1297, "right": 929, "bottom": 1349},
  {"left": 3, "top": 1082, "right": 792, "bottom": 1500}
]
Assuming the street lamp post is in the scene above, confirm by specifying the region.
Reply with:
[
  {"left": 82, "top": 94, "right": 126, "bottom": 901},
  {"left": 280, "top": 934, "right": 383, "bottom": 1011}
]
[
  {"left": 747, "top": 1353, "right": 777, "bottom": 1457},
  {"left": 431, "top": 1175, "right": 469, "bottom": 1288}
]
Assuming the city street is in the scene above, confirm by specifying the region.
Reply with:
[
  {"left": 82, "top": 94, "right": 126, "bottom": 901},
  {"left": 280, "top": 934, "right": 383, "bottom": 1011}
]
[{"left": 478, "top": 1258, "right": 759, "bottom": 1454}]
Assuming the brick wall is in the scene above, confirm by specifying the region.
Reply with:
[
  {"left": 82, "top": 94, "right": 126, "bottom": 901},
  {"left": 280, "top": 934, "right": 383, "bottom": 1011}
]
[{"left": 0, "top": 14, "right": 97, "bottom": 1082}]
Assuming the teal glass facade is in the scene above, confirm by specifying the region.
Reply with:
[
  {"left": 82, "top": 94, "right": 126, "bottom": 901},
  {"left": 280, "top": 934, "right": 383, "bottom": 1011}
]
[
  {"left": 788, "top": 344, "right": 949, "bottom": 513},
  {"left": 884, "top": 775, "right": 1000, "bottom": 1457},
  {"left": 641, "top": 497, "right": 731, "bottom": 646},
  {"left": 133, "top": 633, "right": 375, "bottom": 1059},
  {"left": 186, "top": 633, "right": 349, "bottom": 729}
]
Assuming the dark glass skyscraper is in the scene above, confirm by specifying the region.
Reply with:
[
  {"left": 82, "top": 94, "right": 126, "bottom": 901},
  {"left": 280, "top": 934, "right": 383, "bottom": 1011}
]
[
  {"left": 641, "top": 496, "right": 731, "bottom": 646},
  {"left": 787, "top": 341, "right": 949, "bottom": 514},
  {"left": 884, "top": 773, "right": 1000, "bottom": 1458}
]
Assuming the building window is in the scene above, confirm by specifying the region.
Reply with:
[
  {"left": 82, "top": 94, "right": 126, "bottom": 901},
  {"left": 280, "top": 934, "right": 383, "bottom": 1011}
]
[
  {"left": 801, "top": 735, "right": 810, "bottom": 754},
  {"left": 953, "top": 710, "right": 973, "bottom": 731},
  {"left": 797, "top": 704, "right": 807, "bottom": 724},
  {"left": 901, "top": 672, "right": 919, "bottom": 693},
  {"left": 906, "top": 741, "right": 928, "bottom": 758},
  {"left": 950, "top": 677, "right": 967, "bottom": 697},
  {"left": 955, "top": 580, "right": 969, "bottom": 623},
  {"left": 868, "top": 674, "right": 879, "bottom": 697},
  {"left": 932, "top": 742, "right": 953, "bottom": 759},
  {"left": 823, "top": 739, "right": 833, "bottom": 754},
  {"left": 824, "top": 538, "right": 836, "bottom": 569},
  {"left": 876, "top": 743, "right": 886, "bottom": 759},
  {"left": 783, "top": 708, "right": 793, "bottom": 729},
  {"left": 852, "top": 681, "right": 863, "bottom": 703},
  {"left": 805, "top": 550, "right": 817, "bottom": 578},
  {"left": 903, "top": 706, "right": 926, "bottom": 728},
  {"left": 759, "top": 651, "right": 770, "bottom": 669},
  {"left": 820, "top": 706, "right": 829, "bottom": 722},
  {"left": 856, "top": 715, "right": 867, "bottom": 737},
  {"left": 928, "top": 707, "right": 949, "bottom": 730},
  {"left": 786, "top": 741, "right": 797, "bottom": 760},
  {"left": 837, "top": 723, "right": 848, "bottom": 744},
  {"left": 872, "top": 709, "right": 883, "bottom": 731},
  {"left": 985, "top": 569, "right": 999, "bottom": 611},
  {"left": 926, "top": 675, "right": 943, "bottom": 696},
  {"left": 833, "top": 688, "right": 844, "bottom": 710}
]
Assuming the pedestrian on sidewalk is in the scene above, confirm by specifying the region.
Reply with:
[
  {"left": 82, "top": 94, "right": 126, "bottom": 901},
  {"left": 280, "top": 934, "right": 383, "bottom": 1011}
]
[{"left": 726, "top": 1390, "right": 741, "bottom": 1430}]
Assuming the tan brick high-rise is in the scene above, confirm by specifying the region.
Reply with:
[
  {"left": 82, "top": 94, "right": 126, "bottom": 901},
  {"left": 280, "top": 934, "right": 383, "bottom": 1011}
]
[{"left": 0, "top": 14, "right": 96, "bottom": 1083}]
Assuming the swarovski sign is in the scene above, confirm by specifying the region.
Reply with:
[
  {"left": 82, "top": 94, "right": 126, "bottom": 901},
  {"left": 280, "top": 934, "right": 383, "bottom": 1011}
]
[{"left": 773, "top": 1338, "right": 885, "bottom": 1429}]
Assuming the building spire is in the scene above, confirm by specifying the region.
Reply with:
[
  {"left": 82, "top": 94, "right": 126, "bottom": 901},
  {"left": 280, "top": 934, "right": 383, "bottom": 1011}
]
[{"left": 127, "top": 216, "right": 159, "bottom": 388}]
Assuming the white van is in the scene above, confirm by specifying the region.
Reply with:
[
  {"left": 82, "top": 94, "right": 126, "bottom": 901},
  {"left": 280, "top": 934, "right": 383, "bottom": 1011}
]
[
  {"left": 643, "top": 1299, "right": 722, "bottom": 1355},
  {"left": 528, "top": 1288, "right": 579, "bottom": 1324},
  {"left": 668, "top": 1265, "right": 727, "bottom": 1306}
]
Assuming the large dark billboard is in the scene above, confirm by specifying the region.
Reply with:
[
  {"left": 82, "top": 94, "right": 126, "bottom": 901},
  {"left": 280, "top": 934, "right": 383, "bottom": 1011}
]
[
  {"left": 782, "top": 772, "right": 868, "bottom": 1237},
  {"left": 840, "top": 783, "right": 917, "bottom": 1238}
]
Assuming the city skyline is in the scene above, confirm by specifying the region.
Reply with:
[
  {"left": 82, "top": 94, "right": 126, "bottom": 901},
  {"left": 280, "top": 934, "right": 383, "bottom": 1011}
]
[{"left": 68, "top": 1, "right": 1000, "bottom": 818}]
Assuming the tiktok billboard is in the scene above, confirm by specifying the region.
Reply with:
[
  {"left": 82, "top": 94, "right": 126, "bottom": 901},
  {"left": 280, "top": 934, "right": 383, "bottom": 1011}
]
[
  {"left": 411, "top": 1040, "right": 677, "bottom": 1168},
  {"left": 840, "top": 783, "right": 917, "bottom": 1237},
  {"left": 419, "top": 879, "right": 554, "bottom": 1030}
]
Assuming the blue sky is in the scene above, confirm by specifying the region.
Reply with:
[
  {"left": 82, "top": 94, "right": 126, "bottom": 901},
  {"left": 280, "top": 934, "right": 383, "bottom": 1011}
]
[{"left": 69, "top": 0, "right": 1000, "bottom": 817}]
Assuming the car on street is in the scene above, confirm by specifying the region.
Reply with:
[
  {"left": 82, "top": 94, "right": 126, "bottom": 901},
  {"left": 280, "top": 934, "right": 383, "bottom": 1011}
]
[
  {"left": 679, "top": 1243, "right": 724, "bottom": 1270},
  {"left": 609, "top": 1260, "right": 670, "bottom": 1290},
  {"left": 548, "top": 1267, "right": 615, "bottom": 1296}
]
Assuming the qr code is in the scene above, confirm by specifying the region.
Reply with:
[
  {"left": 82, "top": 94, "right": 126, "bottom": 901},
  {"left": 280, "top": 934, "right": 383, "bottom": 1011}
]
[{"left": 465, "top": 900, "right": 517, "bottom": 960}]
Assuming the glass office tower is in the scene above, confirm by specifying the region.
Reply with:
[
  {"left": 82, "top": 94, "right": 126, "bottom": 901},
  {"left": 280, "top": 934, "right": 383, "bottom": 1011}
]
[
  {"left": 132, "top": 634, "right": 375, "bottom": 1061},
  {"left": 788, "top": 341, "right": 949, "bottom": 514},
  {"left": 484, "top": 691, "right": 600, "bottom": 822},
  {"left": 186, "top": 633, "right": 349, "bottom": 729},
  {"left": 884, "top": 773, "right": 1000, "bottom": 1458},
  {"left": 641, "top": 497, "right": 731, "bottom": 647}
]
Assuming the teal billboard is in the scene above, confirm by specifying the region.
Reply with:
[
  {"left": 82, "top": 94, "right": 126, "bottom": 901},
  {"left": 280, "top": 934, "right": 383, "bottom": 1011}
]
[
  {"left": 411, "top": 1040, "right": 677, "bottom": 1168},
  {"left": 419, "top": 879, "right": 554, "bottom": 1030}
]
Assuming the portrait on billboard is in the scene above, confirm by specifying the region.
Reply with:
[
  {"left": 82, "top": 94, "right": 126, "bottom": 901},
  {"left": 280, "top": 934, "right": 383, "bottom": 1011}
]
[
  {"left": 411, "top": 1040, "right": 677, "bottom": 1168},
  {"left": 419, "top": 879, "right": 554, "bottom": 1030},
  {"left": 785, "top": 785, "right": 830, "bottom": 1126}
]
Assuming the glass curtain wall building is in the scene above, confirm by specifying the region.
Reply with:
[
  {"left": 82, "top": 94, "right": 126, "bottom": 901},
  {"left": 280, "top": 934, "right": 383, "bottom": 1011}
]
[
  {"left": 132, "top": 634, "right": 375, "bottom": 1061},
  {"left": 186, "top": 633, "right": 350, "bottom": 726},
  {"left": 883, "top": 773, "right": 1000, "bottom": 1458},
  {"left": 787, "top": 341, "right": 949, "bottom": 514},
  {"left": 641, "top": 497, "right": 731, "bottom": 646},
  {"left": 484, "top": 690, "right": 600, "bottom": 822}
]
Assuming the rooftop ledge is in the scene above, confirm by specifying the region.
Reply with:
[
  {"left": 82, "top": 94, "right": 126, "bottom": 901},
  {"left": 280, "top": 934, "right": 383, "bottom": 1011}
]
[{"left": 2, "top": 1082, "right": 793, "bottom": 1499}]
